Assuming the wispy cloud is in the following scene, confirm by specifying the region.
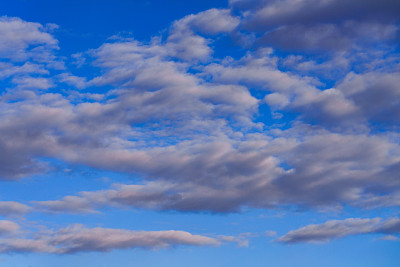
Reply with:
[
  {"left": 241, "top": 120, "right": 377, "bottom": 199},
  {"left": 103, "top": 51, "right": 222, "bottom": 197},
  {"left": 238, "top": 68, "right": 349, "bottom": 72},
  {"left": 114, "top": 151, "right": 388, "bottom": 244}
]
[{"left": 277, "top": 217, "right": 400, "bottom": 243}]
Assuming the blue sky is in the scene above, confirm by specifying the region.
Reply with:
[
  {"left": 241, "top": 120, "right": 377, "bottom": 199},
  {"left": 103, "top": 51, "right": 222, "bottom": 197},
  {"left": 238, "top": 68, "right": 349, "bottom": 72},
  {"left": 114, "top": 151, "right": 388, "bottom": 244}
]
[{"left": 0, "top": 0, "right": 400, "bottom": 266}]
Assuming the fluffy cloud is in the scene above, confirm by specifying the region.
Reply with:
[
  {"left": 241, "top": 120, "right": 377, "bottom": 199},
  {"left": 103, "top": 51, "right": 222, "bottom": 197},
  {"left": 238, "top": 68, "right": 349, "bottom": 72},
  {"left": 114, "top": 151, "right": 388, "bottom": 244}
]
[
  {"left": 0, "top": 16, "right": 63, "bottom": 111},
  {"left": 337, "top": 71, "right": 400, "bottom": 125},
  {"left": 204, "top": 50, "right": 365, "bottom": 129},
  {"left": 277, "top": 217, "right": 400, "bottom": 243},
  {"left": 33, "top": 128, "right": 400, "bottom": 213},
  {"left": 0, "top": 16, "right": 58, "bottom": 61},
  {"left": 165, "top": 8, "right": 239, "bottom": 61},
  {"left": 173, "top": 8, "right": 240, "bottom": 35},
  {"left": 0, "top": 6, "right": 400, "bottom": 227},
  {"left": 204, "top": 47, "right": 400, "bottom": 130}
]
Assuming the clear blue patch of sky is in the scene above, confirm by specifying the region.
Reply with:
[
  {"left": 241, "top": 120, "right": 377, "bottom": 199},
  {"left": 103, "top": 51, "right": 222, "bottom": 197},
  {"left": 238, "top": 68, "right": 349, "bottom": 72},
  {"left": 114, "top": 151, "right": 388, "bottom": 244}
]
[{"left": 2, "top": 0, "right": 229, "bottom": 54}]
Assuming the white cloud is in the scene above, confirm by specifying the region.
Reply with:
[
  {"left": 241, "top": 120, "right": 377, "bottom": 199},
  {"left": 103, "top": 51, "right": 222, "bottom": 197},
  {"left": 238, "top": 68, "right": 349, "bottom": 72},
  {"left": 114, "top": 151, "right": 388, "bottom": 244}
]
[
  {"left": 174, "top": 8, "right": 240, "bottom": 35},
  {"left": 0, "top": 16, "right": 58, "bottom": 61},
  {"left": 0, "top": 10, "right": 399, "bottom": 222}
]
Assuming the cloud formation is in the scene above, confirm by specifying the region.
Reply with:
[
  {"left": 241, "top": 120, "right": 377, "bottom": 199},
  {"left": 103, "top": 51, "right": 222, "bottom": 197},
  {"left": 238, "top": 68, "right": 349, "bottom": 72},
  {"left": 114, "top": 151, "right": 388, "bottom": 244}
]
[
  {"left": 231, "top": 0, "right": 400, "bottom": 54},
  {"left": 0, "top": 202, "right": 30, "bottom": 217},
  {"left": 277, "top": 217, "right": 400, "bottom": 243},
  {"left": 0, "top": 2, "right": 400, "bottom": 256},
  {"left": 0, "top": 16, "right": 58, "bottom": 61},
  {"left": 34, "top": 129, "right": 400, "bottom": 213},
  {"left": 231, "top": 0, "right": 400, "bottom": 29},
  {"left": 0, "top": 7, "right": 399, "bottom": 217},
  {"left": 0, "top": 223, "right": 226, "bottom": 254},
  {"left": 0, "top": 221, "right": 20, "bottom": 235}
]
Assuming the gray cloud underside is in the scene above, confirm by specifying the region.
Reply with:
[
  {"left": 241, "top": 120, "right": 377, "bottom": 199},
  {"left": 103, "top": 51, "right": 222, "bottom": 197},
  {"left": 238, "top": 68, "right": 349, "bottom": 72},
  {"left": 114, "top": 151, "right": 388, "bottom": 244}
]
[
  {"left": 0, "top": 202, "right": 30, "bottom": 217},
  {"left": 231, "top": 0, "right": 400, "bottom": 29},
  {"left": 34, "top": 128, "right": 400, "bottom": 213},
  {"left": 231, "top": 0, "right": 400, "bottom": 54},
  {"left": 277, "top": 217, "right": 400, "bottom": 243}
]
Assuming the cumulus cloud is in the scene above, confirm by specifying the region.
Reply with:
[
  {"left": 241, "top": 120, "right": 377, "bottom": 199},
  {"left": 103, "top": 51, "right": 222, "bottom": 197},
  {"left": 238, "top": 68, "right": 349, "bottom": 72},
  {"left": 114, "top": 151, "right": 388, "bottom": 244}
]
[
  {"left": 0, "top": 16, "right": 62, "bottom": 106},
  {"left": 0, "top": 16, "right": 58, "bottom": 61},
  {"left": 0, "top": 62, "right": 49, "bottom": 80},
  {"left": 33, "top": 137, "right": 288, "bottom": 213},
  {"left": 203, "top": 48, "right": 400, "bottom": 130},
  {"left": 58, "top": 73, "right": 88, "bottom": 89},
  {"left": 336, "top": 71, "right": 400, "bottom": 125},
  {"left": 12, "top": 77, "right": 54, "bottom": 90},
  {"left": 0, "top": 7, "right": 400, "bottom": 222},
  {"left": 165, "top": 8, "right": 239, "bottom": 61},
  {"left": 277, "top": 217, "right": 400, "bottom": 243},
  {"left": 33, "top": 127, "right": 400, "bottom": 213},
  {"left": 86, "top": 37, "right": 258, "bottom": 124},
  {"left": 1, "top": 2, "right": 400, "bottom": 261},
  {"left": 173, "top": 8, "right": 240, "bottom": 35},
  {"left": 204, "top": 49, "right": 366, "bottom": 129}
]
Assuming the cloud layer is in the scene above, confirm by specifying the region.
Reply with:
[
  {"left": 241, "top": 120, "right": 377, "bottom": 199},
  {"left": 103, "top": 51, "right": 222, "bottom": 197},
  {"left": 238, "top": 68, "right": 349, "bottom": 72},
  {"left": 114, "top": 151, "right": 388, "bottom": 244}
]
[
  {"left": 0, "top": 0, "right": 399, "bottom": 255},
  {"left": 0, "top": 6, "right": 400, "bottom": 213}
]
